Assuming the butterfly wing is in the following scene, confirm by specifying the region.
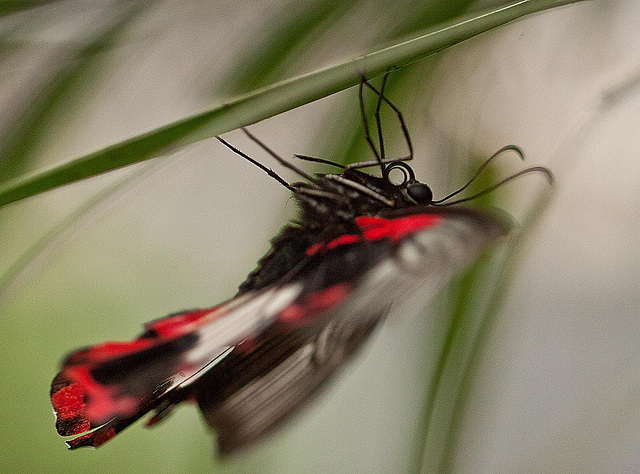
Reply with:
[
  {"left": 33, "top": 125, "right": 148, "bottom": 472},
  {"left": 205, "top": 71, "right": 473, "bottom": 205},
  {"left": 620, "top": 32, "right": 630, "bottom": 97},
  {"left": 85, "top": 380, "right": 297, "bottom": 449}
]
[
  {"left": 196, "top": 207, "right": 507, "bottom": 453},
  {"left": 50, "top": 206, "right": 506, "bottom": 451}
]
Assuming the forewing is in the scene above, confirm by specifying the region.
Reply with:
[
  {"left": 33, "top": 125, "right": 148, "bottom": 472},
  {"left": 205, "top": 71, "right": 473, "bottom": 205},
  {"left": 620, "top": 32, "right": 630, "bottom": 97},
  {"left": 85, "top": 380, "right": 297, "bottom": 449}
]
[{"left": 50, "top": 285, "right": 303, "bottom": 448}]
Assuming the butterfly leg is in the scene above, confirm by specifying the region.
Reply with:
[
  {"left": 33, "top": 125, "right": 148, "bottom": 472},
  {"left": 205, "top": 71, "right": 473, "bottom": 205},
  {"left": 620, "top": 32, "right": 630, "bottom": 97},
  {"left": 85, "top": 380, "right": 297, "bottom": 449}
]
[
  {"left": 360, "top": 75, "right": 414, "bottom": 164},
  {"left": 374, "top": 73, "right": 389, "bottom": 162},
  {"left": 359, "top": 79, "right": 382, "bottom": 169}
]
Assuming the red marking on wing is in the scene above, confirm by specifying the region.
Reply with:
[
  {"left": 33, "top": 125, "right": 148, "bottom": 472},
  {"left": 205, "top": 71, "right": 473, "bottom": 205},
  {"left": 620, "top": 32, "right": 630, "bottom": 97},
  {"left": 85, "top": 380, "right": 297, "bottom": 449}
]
[
  {"left": 145, "top": 307, "right": 220, "bottom": 338},
  {"left": 51, "top": 383, "right": 85, "bottom": 420},
  {"left": 305, "top": 243, "right": 322, "bottom": 255},
  {"left": 50, "top": 301, "right": 243, "bottom": 449},
  {"left": 306, "top": 213, "right": 444, "bottom": 255},
  {"left": 356, "top": 214, "right": 444, "bottom": 241},
  {"left": 306, "top": 234, "right": 363, "bottom": 255},
  {"left": 279, "top": 283, "right": 350, "bottom": 324},
  {"left": 65, "top": 340, "right": 154, "bottom": 365},
  {"left": 326, "top": 234, "right": 361, "bottom": 249},
  {"left": 53, "top": 365, "right": 140, "bottom": 430},
  {"left": 51, "top": 356, "right": 172, "bottom": 448}
]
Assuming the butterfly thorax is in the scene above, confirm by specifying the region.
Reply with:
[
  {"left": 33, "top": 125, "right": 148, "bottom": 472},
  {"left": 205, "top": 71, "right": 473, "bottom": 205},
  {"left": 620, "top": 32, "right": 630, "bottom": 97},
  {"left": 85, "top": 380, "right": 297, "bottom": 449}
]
[
  {"left": 237, "top": 168, "right": 419, "bottom": 294},
  {"left": 296, "top": 168, "right": 416, "bottom": 223}
]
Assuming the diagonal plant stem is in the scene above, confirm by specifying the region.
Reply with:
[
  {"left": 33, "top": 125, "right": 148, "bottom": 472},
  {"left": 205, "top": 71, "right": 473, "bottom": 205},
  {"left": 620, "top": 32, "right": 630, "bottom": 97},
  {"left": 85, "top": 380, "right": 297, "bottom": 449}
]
[
  {"left": 0, "top": 1, "right": 152, "bottom": 182},
  {"left": 0, "top": 0, "right": 583, "bottom": 208},
  {"left": 0, "top": 161, "right": 166, "bottom": 309},
  {"left": 423, "top": 64, "right": 640, "bottom": 472},
  {"left": 415, "top": 190, "right": 552, "bottom": 473},
  {"left": 434, "top": 189, "right": 554, "bottom": 472}
]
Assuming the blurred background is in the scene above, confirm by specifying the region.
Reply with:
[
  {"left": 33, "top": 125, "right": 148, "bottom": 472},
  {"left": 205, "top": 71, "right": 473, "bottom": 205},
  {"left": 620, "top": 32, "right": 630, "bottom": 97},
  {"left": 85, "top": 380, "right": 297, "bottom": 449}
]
[{"left": 1, "top": 0, "right": 639, "bottom": 472}]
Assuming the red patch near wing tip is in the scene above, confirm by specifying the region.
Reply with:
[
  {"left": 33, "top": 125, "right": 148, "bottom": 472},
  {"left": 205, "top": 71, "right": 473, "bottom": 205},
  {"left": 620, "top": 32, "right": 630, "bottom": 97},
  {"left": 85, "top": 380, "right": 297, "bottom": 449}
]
[
  {"left": 51, "top": 383, "right": 85, "bottom": 420},
  {"left": 51, "top": 377, "right": 93, "bottom": 437},
  {"left": 52, "top": 364, "right": 137, "bottom": 437}
]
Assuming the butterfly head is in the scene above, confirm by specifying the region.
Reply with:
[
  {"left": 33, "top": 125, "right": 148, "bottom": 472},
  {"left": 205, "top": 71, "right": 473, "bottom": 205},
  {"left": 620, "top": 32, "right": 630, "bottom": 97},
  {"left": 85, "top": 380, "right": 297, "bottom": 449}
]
[{"left": 382, "top": 161, "right": 433, "bottom": 205}]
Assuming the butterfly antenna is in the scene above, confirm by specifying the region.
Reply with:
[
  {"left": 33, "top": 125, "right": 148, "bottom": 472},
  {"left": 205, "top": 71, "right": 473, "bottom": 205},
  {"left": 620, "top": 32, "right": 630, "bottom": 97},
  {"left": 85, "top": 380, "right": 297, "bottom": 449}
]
[
  {"left": 433, "top": 166, "right": 553, "bottom": 207},
  {"left": 242, "top": 127, "right": 316, "bottom": 182},
  {"left": 216, "top": 136, "right": 293, "bottom": 190},
  {"left": 431, "top": 145, "right": 525, "bottom": 204},
  {"left": 293, "top": 154, "right": 345, "bottom": 169}
]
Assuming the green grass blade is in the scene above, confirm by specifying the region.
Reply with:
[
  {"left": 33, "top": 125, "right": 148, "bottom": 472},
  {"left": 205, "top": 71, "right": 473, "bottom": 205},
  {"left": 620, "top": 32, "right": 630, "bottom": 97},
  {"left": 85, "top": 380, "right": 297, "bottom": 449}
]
[
  {"left": 435, "top": 189, "right": 554, "bottom": 472},
  {"left": 0, "top": 161, "right": 167, "bottom": 308},
  {"left": 415, "top": 170, "right": 554, "bottom": 472},
  {"left": 0, "top": 0, "right": 582, "bottom": 208},
  {"left": 431, "top": 68, "right": 640, "bottom": 470}
]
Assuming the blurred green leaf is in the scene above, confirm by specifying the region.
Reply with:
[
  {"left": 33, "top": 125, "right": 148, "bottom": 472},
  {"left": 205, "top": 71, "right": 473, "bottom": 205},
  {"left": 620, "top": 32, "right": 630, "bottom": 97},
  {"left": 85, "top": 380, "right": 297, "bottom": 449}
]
[
  {"left": 414, "top": 154, "right": 553, "bottom": 471},
  {"left": 218, "top": 0, "right": 354, "bottom": 95},
  {"left": 0, "top": 1, "right": 62, "bottom": 17},
  {"left": 0, "top": 162, "right": 159, "bottom": 306},
  {"left": 436, "top": 186, "right": 554, "bottom": 472},
  {"left": 0, "top": 1, "right": 150, "bottom": 182}
]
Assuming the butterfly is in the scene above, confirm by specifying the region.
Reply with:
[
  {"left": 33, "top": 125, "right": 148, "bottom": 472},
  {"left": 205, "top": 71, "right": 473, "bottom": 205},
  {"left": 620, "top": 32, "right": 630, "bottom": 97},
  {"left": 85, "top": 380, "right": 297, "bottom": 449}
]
[{"left": 50, "top": 75, "right": 551, "bottom": 454}]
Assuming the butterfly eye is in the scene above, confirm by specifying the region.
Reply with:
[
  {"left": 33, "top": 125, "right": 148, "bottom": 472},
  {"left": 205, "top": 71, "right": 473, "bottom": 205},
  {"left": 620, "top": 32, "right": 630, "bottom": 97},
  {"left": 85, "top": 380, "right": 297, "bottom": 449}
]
[
  {"left": 406, "top": 181, "right": 433, "bottom": 204},
  {"left": 384, "top": 161, "right": 415, "bottom": 186}
]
